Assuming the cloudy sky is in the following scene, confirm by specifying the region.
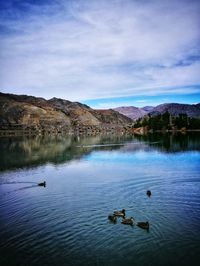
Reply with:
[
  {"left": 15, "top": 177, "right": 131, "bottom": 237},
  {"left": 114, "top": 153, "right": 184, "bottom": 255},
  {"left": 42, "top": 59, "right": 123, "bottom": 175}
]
[{"left": 0, "top": 0, "right": 200, "bottom": 108}]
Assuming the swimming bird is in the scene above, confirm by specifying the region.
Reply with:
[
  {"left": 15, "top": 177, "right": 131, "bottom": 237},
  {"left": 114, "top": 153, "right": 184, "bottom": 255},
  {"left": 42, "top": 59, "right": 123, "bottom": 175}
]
[
  {"left": 146, "top": 190, "right": 151, "bottom": 197},
  {"left": 121, "top": 217, "right": 134, "bottom": 225},
  {"left": 108, "top": 214, "right": 117, "bottom": 223},
  {"left": 38, "top": 181, "right": 46, "bottom": 187},
  {"left": 113, "top": 209, "right": 126, "bottom": 218},
  {"left": 137, "top": 221, "right": 149, "bottom": 230}
]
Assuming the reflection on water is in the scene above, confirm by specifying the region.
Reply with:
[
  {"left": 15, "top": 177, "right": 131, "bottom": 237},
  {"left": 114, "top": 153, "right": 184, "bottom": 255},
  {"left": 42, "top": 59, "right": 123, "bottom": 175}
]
[
  {"left": 0, "top": 132, "right": 200, "bottom": 266},
  {"left": 1, "top": 132, "right": 200, "bottom": 171},
  {"left": 134, "top": 132, "right": 200, "bottom": 152}
]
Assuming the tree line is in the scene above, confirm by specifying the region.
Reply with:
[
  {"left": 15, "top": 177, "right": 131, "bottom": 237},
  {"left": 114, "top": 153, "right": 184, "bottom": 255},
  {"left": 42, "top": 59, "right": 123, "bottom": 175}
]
[{"left": 133, "top": 112, "right": 200, "bottom": 130}]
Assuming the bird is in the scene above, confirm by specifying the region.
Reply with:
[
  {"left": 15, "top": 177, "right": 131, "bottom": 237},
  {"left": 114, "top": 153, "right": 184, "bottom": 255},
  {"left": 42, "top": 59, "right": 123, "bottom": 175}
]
[
  {"left": 137, "top": 221, "right": 149, "bottom": 230},
  {"left": 38, "top": 181, "right": 46, "bottom": 187},
  {"left": 113, "top": 209, "right": 126, "bottom": 218},
  {"left": 108, "top": 214, "right": 117, "bottom": 223},
  {"left": 146, "top": 190, "right": 151, "bottom": 197},
  {"left": 121, "top": 217, "right": 134, "bottom": 225}
]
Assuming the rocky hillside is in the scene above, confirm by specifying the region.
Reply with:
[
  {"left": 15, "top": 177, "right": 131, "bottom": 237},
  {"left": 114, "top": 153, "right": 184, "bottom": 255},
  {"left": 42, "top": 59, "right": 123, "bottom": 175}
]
[
  {"left": 114, "top": 103, "right": 200, "bottom": 120},
  {"left": 149, "top": 103, "right": 200, "bottom": 118},
  {"left": 114, "top": 106, "right": 147, "bottom": 120},
  {"left": 0, "top": 92, "right": 132, "bottom": 135},
  {"left": 141, "top": 106, "right": 154, "bottom": 113}
]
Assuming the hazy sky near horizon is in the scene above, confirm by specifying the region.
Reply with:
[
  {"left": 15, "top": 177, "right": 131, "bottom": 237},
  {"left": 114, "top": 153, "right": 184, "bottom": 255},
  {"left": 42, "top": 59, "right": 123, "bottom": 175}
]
[{"left": 0, "top": 0, "right": 200, "bottom": 108}]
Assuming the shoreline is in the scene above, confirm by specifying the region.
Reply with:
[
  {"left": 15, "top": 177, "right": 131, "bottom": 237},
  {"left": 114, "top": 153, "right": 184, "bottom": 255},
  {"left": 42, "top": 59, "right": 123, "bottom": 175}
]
[{"left": 0, "top": 127, "right": 200, "bottom": 137}]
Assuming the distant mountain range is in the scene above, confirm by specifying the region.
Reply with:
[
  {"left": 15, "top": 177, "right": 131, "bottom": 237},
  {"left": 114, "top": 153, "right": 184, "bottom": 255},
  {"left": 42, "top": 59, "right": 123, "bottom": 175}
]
[
  {"left": 114, "top": 106, "right": 153, "bottom": 120},
  {"left": 114, "top": 103, "right": 200, "bottom": 120},
  {"left": 0, "top": 92, "right": 200, "bottom": 135}
]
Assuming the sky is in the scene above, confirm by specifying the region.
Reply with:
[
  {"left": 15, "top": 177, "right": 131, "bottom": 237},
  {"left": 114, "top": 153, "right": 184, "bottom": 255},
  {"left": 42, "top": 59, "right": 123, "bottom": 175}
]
[{"left": 0, "top": 0, "right": 200, "bottom": 108}]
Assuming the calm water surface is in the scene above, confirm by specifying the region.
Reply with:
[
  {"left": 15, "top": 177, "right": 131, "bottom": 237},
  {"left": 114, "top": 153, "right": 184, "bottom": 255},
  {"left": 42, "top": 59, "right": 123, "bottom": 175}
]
[{"left": 0, "top": 133, "right": 200, "bottom": 266}]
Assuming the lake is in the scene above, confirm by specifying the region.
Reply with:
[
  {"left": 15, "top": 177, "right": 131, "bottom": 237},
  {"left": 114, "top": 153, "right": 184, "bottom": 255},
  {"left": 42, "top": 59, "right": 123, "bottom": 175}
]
[{"left": 0, "top": 133, "right": 200, "bottom": 266}]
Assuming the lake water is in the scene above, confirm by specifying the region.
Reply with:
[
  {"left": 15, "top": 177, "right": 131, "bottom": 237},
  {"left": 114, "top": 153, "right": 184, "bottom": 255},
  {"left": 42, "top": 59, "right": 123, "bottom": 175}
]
[{"left": 0, "top": 133, "right": 200, "bottom": 266}]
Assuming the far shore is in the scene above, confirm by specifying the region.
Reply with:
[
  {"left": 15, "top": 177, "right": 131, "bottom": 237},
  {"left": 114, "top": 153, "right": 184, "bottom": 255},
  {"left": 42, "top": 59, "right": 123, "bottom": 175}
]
[{"left": 0, "top": 127, "right": 200, "bottom": 137}]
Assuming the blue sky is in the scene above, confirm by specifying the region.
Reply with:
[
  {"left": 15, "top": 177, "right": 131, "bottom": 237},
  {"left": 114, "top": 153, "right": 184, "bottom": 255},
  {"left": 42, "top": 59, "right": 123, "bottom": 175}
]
[
  {"left": 0, "top": 0, "right": 200, "bottom": 108},
  {"left": 84, "top": 92, "right": 200, "bottom": 109}
]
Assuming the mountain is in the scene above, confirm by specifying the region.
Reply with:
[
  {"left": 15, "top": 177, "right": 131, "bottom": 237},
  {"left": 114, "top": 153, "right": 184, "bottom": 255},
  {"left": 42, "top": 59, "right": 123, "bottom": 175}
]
[
  {"left": 0, "top": 92, "right": 132, "bottom": 135},
  {"left": 114, "top": 103, "right": 200, "bottom": 120},
  {"left": 149, "top": 103, "right": 200, "bottom": 118},
  {"left": 1, "top": 92, "right": 199, "bottom": 135},
  {"left": 141, "top": 106, "right": 154, "bottom": 113},
  {"left": 114, "top": 106, "right": 147, "bottom": 120}
]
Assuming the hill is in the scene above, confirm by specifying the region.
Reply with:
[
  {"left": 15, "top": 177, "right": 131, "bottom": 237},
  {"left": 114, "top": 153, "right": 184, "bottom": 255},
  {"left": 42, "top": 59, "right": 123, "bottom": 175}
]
[
  {"left": 149, "top": 103, "right": 200, "bottom": 118},
  {"left": 114, "top": 106, "right": 147, "bottom": 120},
  {"left": 114, "top": 103, "right": 200, "bottom": 120},
  {"left": 0, "top": 92, "right": 132, "bottom": 135}
]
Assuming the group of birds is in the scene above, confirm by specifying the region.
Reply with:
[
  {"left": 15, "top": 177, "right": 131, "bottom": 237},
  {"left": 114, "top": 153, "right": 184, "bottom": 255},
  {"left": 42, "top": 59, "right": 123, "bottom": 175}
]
[{"left": 108, "top": 190, "right": 151, "bottom": 230}]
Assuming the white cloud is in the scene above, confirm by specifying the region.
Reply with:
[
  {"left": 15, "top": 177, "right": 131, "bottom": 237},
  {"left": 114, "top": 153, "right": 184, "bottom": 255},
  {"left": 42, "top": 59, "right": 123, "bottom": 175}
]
[{"left": 0, "top": 0, "right": 199, "bottom": 100}]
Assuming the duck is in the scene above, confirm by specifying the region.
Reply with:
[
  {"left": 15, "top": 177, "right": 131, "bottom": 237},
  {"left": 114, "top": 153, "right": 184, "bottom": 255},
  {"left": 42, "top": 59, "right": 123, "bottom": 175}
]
[
  {"left": 108, "top": 214, "right": 117, "bottom": 223},
  {"left": 121, "top": 217, "right": 134, "bottom": 225},
  {"left": 38, "top": 181, "right": 46, "bottom": 187},
  {"left": 137, "top": 221, "right": 149, "bottom": 230},
  {"left": 113, "top": 209, "right": 126, "bottom": 218},
  {"left": 146, "top": 190, "right": 151, "bottom": 197}
]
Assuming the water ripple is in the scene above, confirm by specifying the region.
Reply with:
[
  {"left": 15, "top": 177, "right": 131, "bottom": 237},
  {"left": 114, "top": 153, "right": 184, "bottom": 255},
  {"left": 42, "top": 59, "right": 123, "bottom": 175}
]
[{"left": 1, "top": 135, "right": 200, "bottom": 266}]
